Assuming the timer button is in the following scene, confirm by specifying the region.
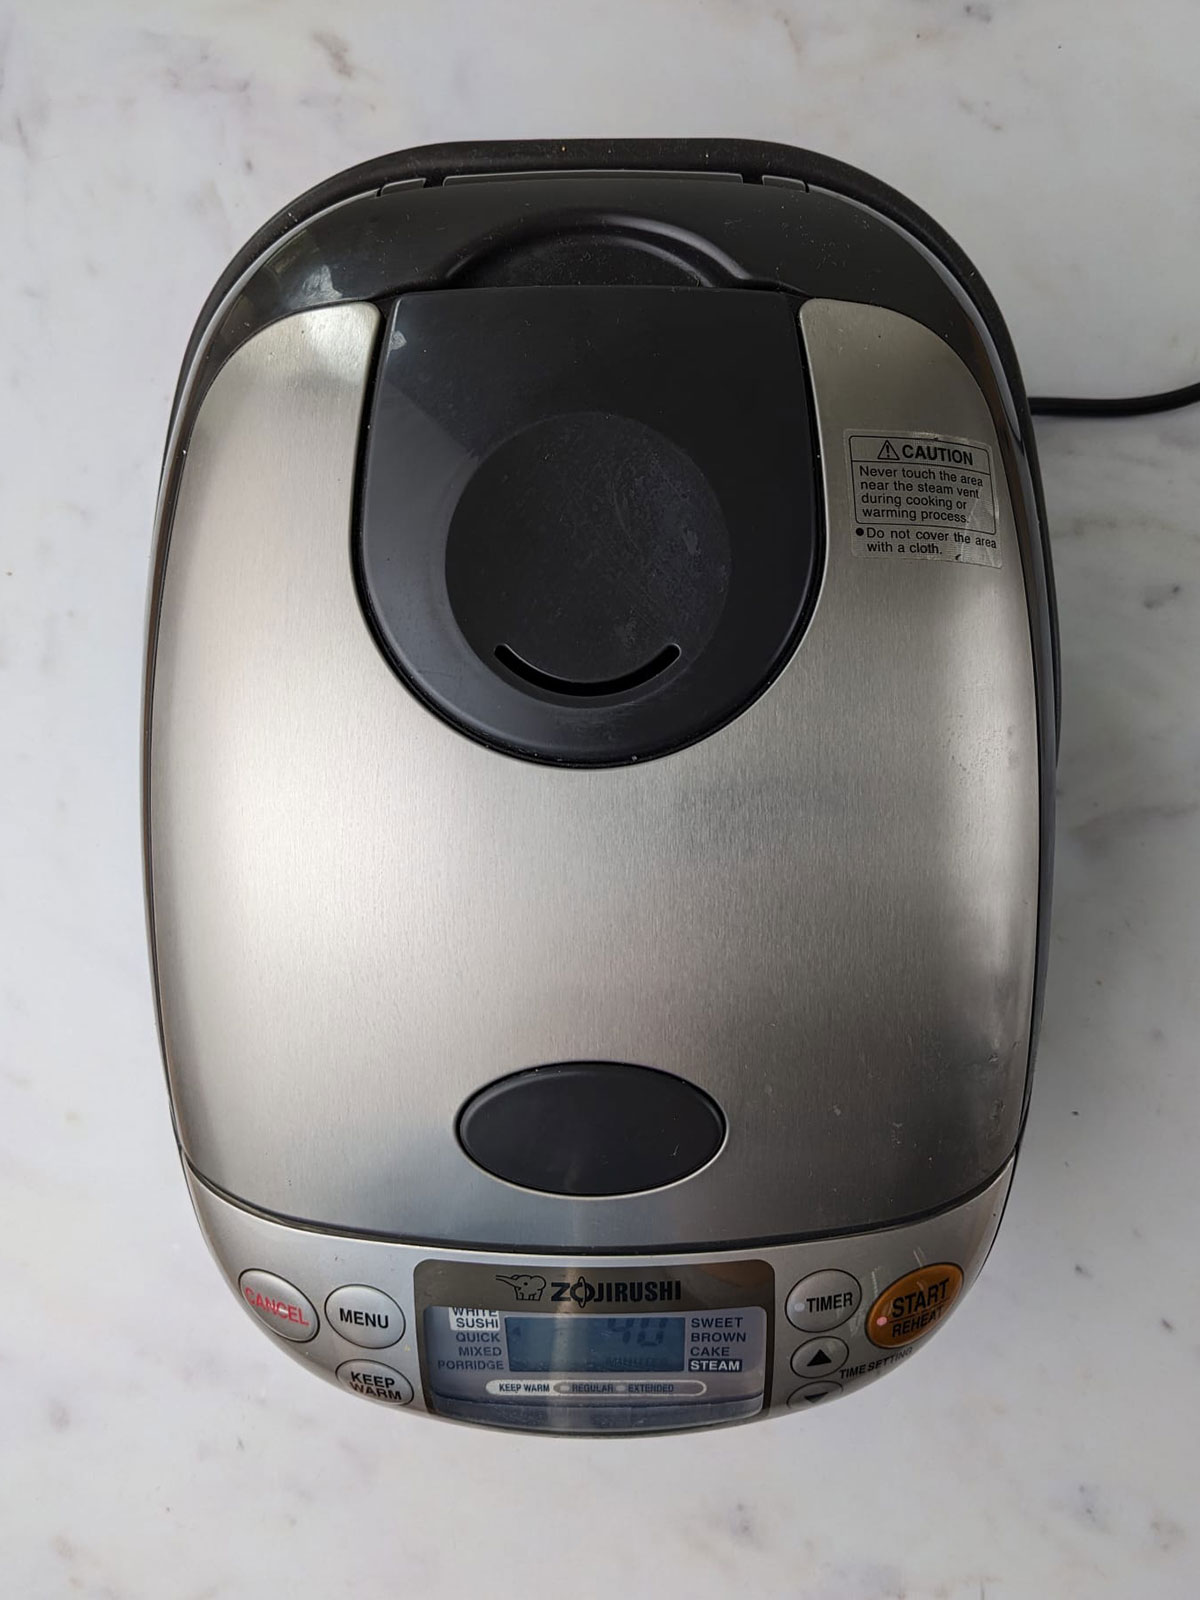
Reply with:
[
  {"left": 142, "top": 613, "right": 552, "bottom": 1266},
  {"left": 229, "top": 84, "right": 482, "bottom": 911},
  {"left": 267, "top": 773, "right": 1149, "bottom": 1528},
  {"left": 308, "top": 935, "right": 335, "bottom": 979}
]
[
  {"left": 237, "top": 1269, "right": 318, "bottom": 1343},
  {"left": 336, "top": 1360, "right": 414, "bottom": 1406},
  {"left": 325, "top": 1285, "right": 405, "bottom": 1348},
  {"left": 785, "top": 1270, "right": 862, "bottom": 1332}
]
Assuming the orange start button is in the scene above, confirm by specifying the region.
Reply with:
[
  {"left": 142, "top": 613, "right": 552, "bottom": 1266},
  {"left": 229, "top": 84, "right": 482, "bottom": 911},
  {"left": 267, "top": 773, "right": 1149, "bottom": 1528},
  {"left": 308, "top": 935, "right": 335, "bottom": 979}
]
[{"left": 866, "top": 1264, "right": 964, "bottom": 1349}]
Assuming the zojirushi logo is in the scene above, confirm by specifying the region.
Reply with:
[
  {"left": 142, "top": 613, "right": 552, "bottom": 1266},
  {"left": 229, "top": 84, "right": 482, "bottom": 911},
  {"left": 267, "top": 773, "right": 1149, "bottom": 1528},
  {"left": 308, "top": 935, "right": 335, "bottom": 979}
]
[{"left": 549, "top": 1275, "right": 682, "bottom": 1308}]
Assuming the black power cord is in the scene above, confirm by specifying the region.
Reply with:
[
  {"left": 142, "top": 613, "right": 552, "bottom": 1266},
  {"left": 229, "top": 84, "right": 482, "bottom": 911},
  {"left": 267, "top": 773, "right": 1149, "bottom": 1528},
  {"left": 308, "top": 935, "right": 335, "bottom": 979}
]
[{"left": 1030, "top": 380, "right": 1200, "bottom": 417}]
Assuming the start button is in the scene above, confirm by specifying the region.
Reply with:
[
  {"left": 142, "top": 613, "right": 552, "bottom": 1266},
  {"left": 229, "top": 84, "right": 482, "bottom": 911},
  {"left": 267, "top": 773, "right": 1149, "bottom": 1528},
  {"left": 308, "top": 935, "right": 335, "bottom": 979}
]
[{"left": 867, "top": 1264, "right": 964, "bottom": 1348}]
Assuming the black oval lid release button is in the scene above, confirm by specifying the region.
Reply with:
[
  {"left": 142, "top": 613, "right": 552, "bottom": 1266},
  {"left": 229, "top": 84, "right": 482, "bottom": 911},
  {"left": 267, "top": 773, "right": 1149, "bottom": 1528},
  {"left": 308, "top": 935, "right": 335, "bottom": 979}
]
[{"left": 457, "top": 1063, "right": 726, "bottom": 1197}]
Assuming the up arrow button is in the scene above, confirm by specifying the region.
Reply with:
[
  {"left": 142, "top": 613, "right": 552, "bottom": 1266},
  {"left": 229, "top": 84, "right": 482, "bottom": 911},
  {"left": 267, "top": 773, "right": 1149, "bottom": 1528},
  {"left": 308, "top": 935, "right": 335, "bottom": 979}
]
[{"left": 790, "top": 1336, "right": 848, "bottom": 1376}]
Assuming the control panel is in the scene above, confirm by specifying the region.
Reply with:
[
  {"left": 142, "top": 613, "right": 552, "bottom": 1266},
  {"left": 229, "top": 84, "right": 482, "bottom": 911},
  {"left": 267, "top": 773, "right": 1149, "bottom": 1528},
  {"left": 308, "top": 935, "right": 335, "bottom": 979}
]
[
  {"left": 413, "top": 1259, "right": 771, "bottom": 1432},
  {"left": 187, "top": 1160, "right": 1011, "bottom": 1433}
]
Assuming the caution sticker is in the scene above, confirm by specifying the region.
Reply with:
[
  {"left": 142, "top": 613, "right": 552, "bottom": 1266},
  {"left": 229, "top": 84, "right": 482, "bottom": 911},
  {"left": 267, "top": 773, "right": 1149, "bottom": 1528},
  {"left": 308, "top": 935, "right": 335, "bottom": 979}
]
[{"left": 845, "top": 431, "right": 1001, "bottom": 567}]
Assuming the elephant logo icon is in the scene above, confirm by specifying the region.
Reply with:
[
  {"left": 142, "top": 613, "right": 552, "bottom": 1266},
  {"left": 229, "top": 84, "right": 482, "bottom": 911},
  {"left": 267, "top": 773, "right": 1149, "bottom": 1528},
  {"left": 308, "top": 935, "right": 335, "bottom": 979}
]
[{"left": 496, "top": 1273, "right": 547, "bottom": 1302}]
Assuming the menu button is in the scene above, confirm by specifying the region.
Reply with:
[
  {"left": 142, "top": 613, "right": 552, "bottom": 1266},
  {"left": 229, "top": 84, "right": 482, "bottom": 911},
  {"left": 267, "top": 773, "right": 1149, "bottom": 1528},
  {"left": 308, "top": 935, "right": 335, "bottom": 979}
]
[{"left": 325, "top": 1285, "right": 405, "bottom": 1349}]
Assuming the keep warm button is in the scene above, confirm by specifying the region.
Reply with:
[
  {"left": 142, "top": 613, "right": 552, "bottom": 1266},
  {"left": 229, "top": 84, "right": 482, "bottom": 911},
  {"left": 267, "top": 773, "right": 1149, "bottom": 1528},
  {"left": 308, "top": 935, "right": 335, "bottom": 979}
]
[
  {"left": 336, "top": 1360, "right": 414, "bottom": 1406},
  {"left": 238, "top": 1269, "right": 318, "bottom": 1344},
  {"left": 867, "top": 1264, "right": 964, "bottom": 1348}
]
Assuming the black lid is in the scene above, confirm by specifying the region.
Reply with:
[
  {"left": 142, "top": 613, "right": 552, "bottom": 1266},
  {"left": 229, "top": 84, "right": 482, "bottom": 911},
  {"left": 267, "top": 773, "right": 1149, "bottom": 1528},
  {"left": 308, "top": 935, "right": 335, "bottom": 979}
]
[{"left": 356, "top": 284, "right": 820, "bottom": 765}]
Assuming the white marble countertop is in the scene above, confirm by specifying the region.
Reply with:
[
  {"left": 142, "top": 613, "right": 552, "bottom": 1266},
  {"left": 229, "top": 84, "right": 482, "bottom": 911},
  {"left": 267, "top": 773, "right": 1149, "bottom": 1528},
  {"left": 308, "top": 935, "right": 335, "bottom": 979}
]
[{"left": 4, "top": 3, "right": 1199, "bottom": 1596}]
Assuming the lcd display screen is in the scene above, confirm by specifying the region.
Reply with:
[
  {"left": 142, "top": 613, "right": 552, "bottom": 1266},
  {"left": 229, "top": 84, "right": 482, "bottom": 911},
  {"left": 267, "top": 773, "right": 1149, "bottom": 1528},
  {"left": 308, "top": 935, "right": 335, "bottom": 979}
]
[{"left": 505, "top": 1315, "right": 686, "bottom": 1373}]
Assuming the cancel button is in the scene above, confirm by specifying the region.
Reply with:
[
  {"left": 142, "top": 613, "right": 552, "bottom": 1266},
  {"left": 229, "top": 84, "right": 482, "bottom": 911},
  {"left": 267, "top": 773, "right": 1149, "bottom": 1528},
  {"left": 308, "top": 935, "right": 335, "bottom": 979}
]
[{"left": 867, "top": 1264, "right": 964, "bottom": 1348}]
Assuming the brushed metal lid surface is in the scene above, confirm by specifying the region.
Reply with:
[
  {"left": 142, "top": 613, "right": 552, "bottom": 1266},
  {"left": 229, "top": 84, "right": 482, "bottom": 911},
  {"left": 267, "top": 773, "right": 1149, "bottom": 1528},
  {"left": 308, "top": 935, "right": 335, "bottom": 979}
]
[{"left": 146, "top": 296, "right": 1042, "bottom": 1249}]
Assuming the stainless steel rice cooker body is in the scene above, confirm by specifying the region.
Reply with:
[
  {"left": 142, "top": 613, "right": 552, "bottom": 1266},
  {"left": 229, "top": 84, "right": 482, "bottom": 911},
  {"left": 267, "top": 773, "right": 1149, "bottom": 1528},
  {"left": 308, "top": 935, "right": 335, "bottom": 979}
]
[{"left": 143, "top": 140, "right": 1057, "bottom": 1433}]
